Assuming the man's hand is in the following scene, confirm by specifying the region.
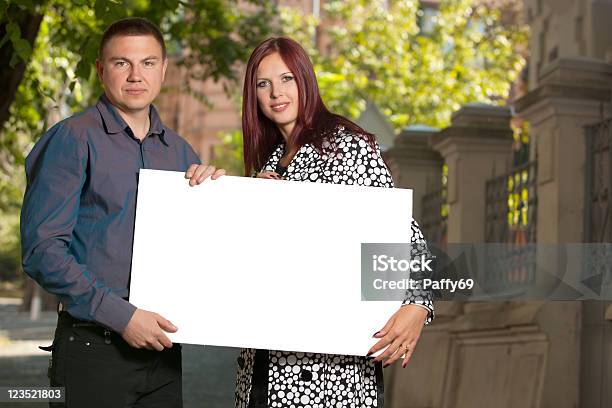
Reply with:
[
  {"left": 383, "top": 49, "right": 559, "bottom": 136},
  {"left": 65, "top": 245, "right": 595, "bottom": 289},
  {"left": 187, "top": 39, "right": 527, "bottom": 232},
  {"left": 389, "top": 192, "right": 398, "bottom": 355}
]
[
  {"left": 122, "top": 309, "right": 177, "bottom": 351},
  {"left": 185, "top": 164, "right": 226, "bottom": 186}
]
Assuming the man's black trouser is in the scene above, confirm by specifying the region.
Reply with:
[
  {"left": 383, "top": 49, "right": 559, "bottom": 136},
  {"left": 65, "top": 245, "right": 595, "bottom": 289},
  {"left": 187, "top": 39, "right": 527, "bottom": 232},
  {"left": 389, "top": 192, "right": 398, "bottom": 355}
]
[{"left": 48, "top": 312, "right": 182, "bottom": 408}]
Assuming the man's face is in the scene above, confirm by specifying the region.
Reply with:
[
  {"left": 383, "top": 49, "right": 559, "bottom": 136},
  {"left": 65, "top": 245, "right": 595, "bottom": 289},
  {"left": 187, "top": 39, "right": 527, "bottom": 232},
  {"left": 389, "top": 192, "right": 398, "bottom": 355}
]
[{"left": 96, "top": 35, "right": 167, "bottom": 115}]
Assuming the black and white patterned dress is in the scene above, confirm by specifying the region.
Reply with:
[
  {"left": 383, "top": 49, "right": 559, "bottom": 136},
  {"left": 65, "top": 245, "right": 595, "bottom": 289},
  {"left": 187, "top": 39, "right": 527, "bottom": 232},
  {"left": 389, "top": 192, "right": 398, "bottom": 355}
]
[{"left": 235, "top": 128, "right": 434, "bottom": 408}]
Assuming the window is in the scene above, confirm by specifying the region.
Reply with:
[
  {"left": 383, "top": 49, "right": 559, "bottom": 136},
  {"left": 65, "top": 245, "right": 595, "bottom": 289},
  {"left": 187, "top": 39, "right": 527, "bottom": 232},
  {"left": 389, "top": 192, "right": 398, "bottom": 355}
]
[{"left": 417, "top": 3, "right": 439, "bottom": 35}]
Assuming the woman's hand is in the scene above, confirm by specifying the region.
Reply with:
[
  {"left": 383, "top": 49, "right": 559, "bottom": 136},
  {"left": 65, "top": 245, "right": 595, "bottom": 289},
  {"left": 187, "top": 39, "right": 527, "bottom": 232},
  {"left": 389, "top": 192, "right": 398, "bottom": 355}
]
[
  {"left": 367, "top": 304, "right": 429, "bottom": 368},
  {"left": 257, "top": 171, "right": 282, "bottom": 180}
]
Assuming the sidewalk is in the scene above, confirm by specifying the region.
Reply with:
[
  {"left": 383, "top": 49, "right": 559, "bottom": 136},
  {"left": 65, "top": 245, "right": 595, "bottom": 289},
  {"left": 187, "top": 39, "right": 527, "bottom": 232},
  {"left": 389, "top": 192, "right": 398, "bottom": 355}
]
[
  {"left": 0, "top": 298, "right": 53, "bottom": 407},
  {"left": 0, "top": 297, "right": 238, "bottom": 407},
  {"left": 0, "top": 298, "right": 56, "bottom": 356}
]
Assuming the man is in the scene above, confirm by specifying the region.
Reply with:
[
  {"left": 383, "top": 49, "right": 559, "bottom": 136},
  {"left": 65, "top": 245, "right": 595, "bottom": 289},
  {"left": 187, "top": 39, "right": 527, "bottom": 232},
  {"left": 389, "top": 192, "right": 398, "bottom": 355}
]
[{"left": 20, "top": 17, "right": 221, "bottom": 407}]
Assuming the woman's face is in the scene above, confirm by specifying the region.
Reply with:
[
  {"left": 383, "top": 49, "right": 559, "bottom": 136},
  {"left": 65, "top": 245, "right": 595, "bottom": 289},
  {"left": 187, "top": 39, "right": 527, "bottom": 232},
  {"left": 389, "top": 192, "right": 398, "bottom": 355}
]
[{"left": 255, "top": 52, "right": 299, "bottom": 139}]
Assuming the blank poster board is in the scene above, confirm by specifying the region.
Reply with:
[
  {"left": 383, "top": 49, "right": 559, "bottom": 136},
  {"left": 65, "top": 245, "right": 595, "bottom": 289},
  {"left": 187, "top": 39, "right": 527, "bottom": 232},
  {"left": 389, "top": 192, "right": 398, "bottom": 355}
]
[{"left": 129, "top": 169, "right": 413, "bottom": 356}]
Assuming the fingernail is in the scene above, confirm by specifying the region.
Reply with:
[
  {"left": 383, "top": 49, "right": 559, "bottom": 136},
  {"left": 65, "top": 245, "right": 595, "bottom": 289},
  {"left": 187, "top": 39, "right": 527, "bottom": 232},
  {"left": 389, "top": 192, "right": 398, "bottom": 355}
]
[
  {"left": 383, "top": 362, "right": 390, "bottom": 368},
  {"left": 372, "top": 331, "right": 380, "bottom": 338},
  {"left": 402, "top": 362, "right": 407, "bottom": 368},
  {"left": 366, "top": 351, "right": 373, "bottom": 357}
]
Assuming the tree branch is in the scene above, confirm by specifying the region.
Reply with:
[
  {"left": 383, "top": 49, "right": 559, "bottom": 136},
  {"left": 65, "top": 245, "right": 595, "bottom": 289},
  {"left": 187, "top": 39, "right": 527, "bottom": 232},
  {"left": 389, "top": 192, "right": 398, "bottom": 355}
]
[{"left": 0, "top": 7, "right": 44, "bottom": 135}]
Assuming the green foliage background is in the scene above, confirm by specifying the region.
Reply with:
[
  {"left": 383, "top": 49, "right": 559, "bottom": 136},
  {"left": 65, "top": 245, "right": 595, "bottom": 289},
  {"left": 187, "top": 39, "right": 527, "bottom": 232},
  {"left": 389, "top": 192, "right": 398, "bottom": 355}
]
[
  {"left": 0, "top": 0, "right": 527, "bottom": 283},
  {"left": 281, "top": 0, "right": 528, "bottom": 130},
  {"left": 215, "top": 0, "right": 527, "bottom": 177},
  {"left": 0, "top": 0, "right": 275, "bottom": 282}
]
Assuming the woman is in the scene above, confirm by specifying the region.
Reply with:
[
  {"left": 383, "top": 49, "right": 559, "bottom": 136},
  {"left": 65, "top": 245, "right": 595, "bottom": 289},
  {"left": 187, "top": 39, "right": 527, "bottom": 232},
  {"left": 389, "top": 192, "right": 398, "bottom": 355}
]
[{"left": 236, "top": 37, "right": 434, "bottom": 408}]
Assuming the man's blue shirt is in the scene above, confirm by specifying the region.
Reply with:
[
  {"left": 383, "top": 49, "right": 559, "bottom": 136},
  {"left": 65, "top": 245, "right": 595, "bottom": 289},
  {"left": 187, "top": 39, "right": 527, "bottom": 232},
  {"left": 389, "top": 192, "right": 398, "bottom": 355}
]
[{"left": 20, "top": 94, "right": 200, "bottom": 333}]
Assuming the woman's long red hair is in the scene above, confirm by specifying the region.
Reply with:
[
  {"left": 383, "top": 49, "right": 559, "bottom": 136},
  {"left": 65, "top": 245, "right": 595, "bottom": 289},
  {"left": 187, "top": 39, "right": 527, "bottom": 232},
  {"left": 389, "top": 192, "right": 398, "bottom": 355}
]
[{"left": 242, "top": 37, "right": 374, "bottom": 175}]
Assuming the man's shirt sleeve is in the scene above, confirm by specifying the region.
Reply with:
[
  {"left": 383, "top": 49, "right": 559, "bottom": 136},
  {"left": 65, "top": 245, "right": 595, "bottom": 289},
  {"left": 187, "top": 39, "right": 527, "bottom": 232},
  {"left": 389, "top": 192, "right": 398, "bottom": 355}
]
[
  {"left": 185, "top": 140, "right": 201, "bottom": 167},
  {"left": 20, "top": 122, "right": 136, "bottom": 333}
]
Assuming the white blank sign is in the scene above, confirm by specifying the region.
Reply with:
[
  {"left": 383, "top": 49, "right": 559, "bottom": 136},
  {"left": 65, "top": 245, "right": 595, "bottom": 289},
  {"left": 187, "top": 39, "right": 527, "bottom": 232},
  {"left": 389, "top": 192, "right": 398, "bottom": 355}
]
[{"left": 129, "top": 169, "right": 413, "bottom": 356}]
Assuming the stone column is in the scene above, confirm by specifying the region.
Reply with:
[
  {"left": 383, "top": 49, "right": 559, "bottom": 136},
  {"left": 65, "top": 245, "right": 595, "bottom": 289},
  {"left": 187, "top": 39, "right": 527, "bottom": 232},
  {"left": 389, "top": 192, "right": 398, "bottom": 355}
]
[
  {"left": 385, "top": 105, "right": 514, "bottom": 407},
  {"left": 515, "top": 57, "right": 612, "bottom": 408},
  {"left": 384, "top": 125, "right": 442, "bottom": 220},
  {"left": 515, "top": 58, "right": 612, "bottom": 243},
  {"left": 430, "top": 104, "right": 514, "bottom": 243}
]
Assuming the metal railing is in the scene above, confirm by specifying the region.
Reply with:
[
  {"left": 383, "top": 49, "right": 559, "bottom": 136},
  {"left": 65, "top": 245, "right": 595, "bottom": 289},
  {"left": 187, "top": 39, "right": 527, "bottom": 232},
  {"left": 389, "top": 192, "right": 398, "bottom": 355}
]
[
  {"left": 421, "top": 186, "right": 448, "bottom": 247},
  {"left": 484, "top": 161, "right": 538, "bottom": 291},
  {"left": 583, "top": 116, "right": 612, "bottom": 284},
  {"left": 585, "top": 117, "right": 612, "bottom": 243}
]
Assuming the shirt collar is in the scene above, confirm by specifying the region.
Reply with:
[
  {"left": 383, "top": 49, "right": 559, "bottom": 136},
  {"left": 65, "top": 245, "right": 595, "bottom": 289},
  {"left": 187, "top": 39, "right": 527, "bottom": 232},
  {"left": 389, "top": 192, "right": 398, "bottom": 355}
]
[
  {"left": 148, "top": 103, "right": 166, "bottom": 141},
  {"left": 96, "top": 94, "right": 168, "bottom": 146}
]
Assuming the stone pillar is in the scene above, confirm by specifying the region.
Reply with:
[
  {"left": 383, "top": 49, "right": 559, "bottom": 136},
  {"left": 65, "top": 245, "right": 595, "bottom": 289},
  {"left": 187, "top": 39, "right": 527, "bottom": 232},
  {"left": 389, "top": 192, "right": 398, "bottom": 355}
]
[
  {"left": 515, "top": 57, "right": 612, "bottom": 408},
  {"left": 384, "top": 125, "right": 442, "bottom": 220},
  {"left": 430, "top": 104, "right": 514, "bottom": 243},
  {"left": 385, "top": 105, "right": 514, "bottom": 408},
  {"left": 515, "top": 58, "right": 612, "bottom": 244}
]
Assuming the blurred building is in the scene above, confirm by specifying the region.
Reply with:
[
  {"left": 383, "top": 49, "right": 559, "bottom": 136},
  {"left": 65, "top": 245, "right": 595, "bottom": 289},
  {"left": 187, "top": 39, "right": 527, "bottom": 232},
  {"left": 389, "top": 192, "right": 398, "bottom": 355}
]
[
  {"left": 384, "top": 1, "right": 612, "bottom": 407},
  {"left": 155, "top": 0, "right": 325, "bottom": 166},
  {"left": 155, "top": 60, "right": 241, "bottom": 165},
  {"left": 524, "top": 0, "right": 612, "bottom": 89},
  {"left": 150, "top": 2, "right": 612, "bottom": 406}
]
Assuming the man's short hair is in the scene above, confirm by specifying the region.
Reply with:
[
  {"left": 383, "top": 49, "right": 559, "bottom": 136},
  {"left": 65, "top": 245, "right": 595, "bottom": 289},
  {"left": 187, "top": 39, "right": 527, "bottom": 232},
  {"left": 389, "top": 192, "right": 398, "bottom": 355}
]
[{"left": 99, "top": 17, "right": 166, "bottom": 59}]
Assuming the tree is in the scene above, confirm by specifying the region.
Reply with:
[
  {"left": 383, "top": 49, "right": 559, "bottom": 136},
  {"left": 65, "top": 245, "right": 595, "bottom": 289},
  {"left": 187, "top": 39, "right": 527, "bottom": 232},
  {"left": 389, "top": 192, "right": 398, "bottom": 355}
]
[
  {"left": 213, "top": 0, "right": 528, "bottom": 177},
  {"left": 280, "top": 0, "right": 528, "bottom": 130},
  {"left": 212, "top": 129, "right": 244, "bottom": 176},
  {"left": 0, "top": 3, "right": 43, "bottom": 137},
  {"left": 0, "top": 0, "right": 276, "bottom": 134},
  {"left": 0, "top": 0, "right": 276, "bottom": 282}
]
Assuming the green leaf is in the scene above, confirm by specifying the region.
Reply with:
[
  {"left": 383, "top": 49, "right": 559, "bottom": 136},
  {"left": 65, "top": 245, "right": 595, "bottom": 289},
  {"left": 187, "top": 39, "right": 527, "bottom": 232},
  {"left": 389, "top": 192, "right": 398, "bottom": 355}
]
[
  {"left": 12, "top": 38, "right": 32, "bottom": 61},
  {"left": 105, "top": 3, "right": 126, "bottom": 22},
  {"left": 0, "top": 33, "right": 9, "bottom": 49},
  {"left": 8, "top": 51, "right": 20, "bottom": 67},
  {"left": 163, "top": 0, "right": 179, "bottom": 11},
  {"left": 0, "top": 1, "right": 9, "bottom": 22},
  {"left": 94, "top": 0, "right": 107, "bottom": 21},
  {"left": 75, "top": 59, "right": 91, "bottom": 80},
  {"left": 6, "top": 21, "right": 20, "bottom": 41},
  {"left": 15, "top": 0, "right": 36, "bottom": 10}
]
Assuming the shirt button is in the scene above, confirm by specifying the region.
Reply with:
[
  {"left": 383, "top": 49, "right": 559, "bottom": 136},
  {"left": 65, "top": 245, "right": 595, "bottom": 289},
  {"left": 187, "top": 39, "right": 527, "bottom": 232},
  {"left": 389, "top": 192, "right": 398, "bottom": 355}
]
[
  {"left": 300, "top": 369, "right": 313, "bottom": 381},
  {"left": 68, "top": 336, "right": 74, "bottom": 342}
]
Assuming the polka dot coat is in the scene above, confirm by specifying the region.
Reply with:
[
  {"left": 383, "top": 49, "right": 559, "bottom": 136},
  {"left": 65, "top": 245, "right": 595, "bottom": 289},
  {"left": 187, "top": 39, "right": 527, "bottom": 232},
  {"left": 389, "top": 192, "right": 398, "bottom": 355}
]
[{"left": 235, "top": 129, "right": 434, "bottom": 408}]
